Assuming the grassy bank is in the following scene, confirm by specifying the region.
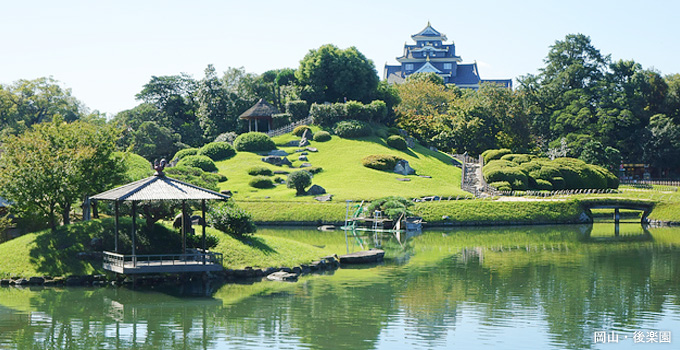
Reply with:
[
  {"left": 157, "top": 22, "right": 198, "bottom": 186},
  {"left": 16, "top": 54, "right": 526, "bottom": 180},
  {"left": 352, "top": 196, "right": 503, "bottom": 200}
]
[
  {"left": 0, "top": 218, "right": 342, "bottom": 278},
  {"left": 415, "top": 200, "right": 585, "bottom": 225}
]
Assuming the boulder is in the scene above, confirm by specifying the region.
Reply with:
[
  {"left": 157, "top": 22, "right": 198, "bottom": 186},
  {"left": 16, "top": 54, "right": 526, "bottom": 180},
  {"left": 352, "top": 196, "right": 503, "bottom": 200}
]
[
  {"left": 287, "top": 140, "right": 299, "bottom": 147},
  {"left": 221, "top": 190, "right": 232, "bottom": 196},
  {"left": 406, "top": 137, "right": 416, "bottom": 148},
  {"left": 396, "top": 178, "right": 411, "bottom": 182},
  {"left": 268, "top": 149, "right": 289, "bottom": 157},
  {"left": 299, "top": 162, "right": 312, "bottom": 168},
  {"left": 273, "top": 170, "right": 289, "bottom": 175},
  {"left": 298, "top": 155, "right": 308, "bottom": 161},
  {"left": 266, "top": 271, "right": 299, "bottom": 282},
  {"left": 306, "top": 184, "right": 326, "bottom": 196},
  {"left": 314, "top": 194, "right": 333, "bottom": 202},
  {"left": 299, "top": 129, "right": 312, "bottom": 147},
  {"left": 394, "top": 159, "right": 415, "bottom": 176},
  {"left": 301, "top": 151, "right": 308, "bottom": 155},
  {"left": 305, "top": 147, "right": 318, "bottom": 152},
  {"left": 0, "top": 279, "right": 10, "bottom": 286},
  {"left": 28, "top": 277, "right": 45, "bottom": 285},
  {"left": 299, "top": 138, "right": 310, "bottom": 147},
  {"left": 262, "top": 156, "right": 292, "bottom": 167},
  {"left": 14, "top": 278, "right": 29, "bottom": 286}
]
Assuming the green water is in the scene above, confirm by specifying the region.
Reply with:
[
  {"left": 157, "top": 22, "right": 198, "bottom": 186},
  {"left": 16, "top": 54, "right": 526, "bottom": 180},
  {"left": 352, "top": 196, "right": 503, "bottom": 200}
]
[{"left": 1, "top": 223, "right": 680, "bottom": 349}]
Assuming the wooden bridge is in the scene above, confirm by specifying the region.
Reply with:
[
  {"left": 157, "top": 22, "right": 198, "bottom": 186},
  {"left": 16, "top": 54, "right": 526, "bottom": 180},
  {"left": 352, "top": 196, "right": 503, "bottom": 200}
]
[{"left": 580, "top": 199, "right": 655, "bottom": 224}]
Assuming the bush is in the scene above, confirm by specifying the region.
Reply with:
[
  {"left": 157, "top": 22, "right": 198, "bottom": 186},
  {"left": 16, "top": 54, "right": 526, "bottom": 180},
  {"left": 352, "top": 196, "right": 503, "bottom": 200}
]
[
  {"left": 286, "top": 100, "right": 309, "bottom": 121},
  {"left": 333, "top": 120, "right": 372, "bottom": 138},
  {"left": 550, "top": 177, "right": 566, "bottom": 190},
  {"left": 186, "top": 233, "right": 219, "bottom": 249},
  {"left": 366, "top": 100, "right": 388, "bottom": 123},
  {"left": 534, "top": 179, "right": 553, "bottom": 190},
  {"left": 177, "top": 155, "right": 218, "bottom": 172},
  {"left": 214, "top": 132, "right": 238, "bottom": 144},
  {"left": 345, "top": 101, "right": 369, "bottom": 121},
  {"left": 164, "top": 165, "right": 225, "bottom": 192},
  {"left": 310, "top": 103, "right": 345, "bottom": 127},
  {"left": 481, "top": 148, "right": 512, "bottom": 164},
  {"left": 247, "top": 166, "right": 273, "bottom": 176},
  {"left": 198, "top": 142, "right": 236, "bottom": 161},
  {"left": 375, "top": 129, "right": 388, "bottom": 139},
  {"left": 173, "top": 148, "right": 198, "bottom": 162},
  {"left": 233, "top": 132, "right": 276, "bottom": 152},
  {"left": 500, "top": 153, "right": 536, "bottom": 164},
  {"left": 293, "top": 125, "right": 312, "bottom": 137},
  {"left": 307, "top": 166, "right": 323, "bottom": 174},
  {"left": 482, "top": 160, "right": 527, "bottom": 190},
  {"left": 313, "top": 131, "right": 331, "bottom": 142},
  {"left": 386, "top": 135, "right": 408, "bottom": 150},
  {"left": 272, "top": 113, "right": 292, "bottom": 129},
  {"left": 366, "top": 196, "right": 414, "bottom": 220},
  {"left": 208, "top": 201, "right": 256, "bottom": 237},
  {"left": 387, "top": 127, "right": 401, "bottom": 136},
  {"left": 287, "top": 170, "right": 312, "bottom": 195},
  {"left": 489, "top": 181, "right": 512, "bottom": 191},
  {"left": 249, "top": 176, "right": 274, "bottom": 189},
  {"left": 362, "top": 154, "right": 403, "bottom": 171}
]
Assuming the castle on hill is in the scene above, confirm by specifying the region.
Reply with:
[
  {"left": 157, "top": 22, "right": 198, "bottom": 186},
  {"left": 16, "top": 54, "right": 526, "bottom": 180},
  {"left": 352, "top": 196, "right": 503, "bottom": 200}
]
[{"left": 383, "top": 22, "right": 512, "bottom": 89}]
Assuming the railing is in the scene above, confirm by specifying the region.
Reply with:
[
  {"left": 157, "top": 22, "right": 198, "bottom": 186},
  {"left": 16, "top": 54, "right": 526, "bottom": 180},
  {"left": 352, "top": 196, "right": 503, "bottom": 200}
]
[
  {"left": 267, "top": 117, "right": 313, "bottom": 137},
  {"left": 103, "top": 251, "right": 223, "bottom": 268}
]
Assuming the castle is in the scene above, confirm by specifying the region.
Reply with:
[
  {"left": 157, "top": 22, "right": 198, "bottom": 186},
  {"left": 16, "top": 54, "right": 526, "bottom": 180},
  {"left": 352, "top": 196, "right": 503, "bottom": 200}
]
[{"left": 383, "top": 22, "right": 512, "bottom": 89}]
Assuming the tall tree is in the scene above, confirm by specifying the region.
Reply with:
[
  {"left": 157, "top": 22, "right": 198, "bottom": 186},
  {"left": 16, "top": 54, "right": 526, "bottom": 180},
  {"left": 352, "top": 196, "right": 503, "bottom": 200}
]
[
  {"left": 296, "top": 44, "right": 379, "bottom": 103},
  {"left": 0, "top": 118, "right": 124, "bottom": 229}
]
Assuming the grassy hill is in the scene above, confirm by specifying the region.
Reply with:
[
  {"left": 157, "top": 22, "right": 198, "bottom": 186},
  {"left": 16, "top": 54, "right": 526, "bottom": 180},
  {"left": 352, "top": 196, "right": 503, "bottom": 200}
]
[{"left": 216, "top": 126, "right": 469, "bottom": 202}]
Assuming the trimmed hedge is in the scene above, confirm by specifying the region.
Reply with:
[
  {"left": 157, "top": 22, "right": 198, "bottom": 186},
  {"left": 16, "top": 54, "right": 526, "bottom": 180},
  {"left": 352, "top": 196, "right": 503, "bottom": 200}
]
[
  {"left": 501, "top": 153, "right": 536, "bottom": 164},
  {"left": 247, "top": 166, "right": 273, "bottom": 176},
  {"left": 313, "top": 131, "right": 331, "bottom": 142},
  {"left": 233, "top": 132, "right": 276, "bottom": 152},
  {"left": 177, "top": 155, "right": 218, "bottom": 172},
  {"left": 272, "top": 113, "right": 292, "bottom": 129},
  {"left": 293, "top": 125, "right": 312, "bottom": 137},
  {"left": 249, "top": 176, "right": 274, "bottom": 189},
  {"left": 362, "top": 154, "right": 403, "bottom": 171},
  {"left": 482, "top": 160, "right": 528, "bottom": 190},
  {"left": 489, "top": 181, "right": 512, "bottom": 191},
  {"left": 198, "top": 142, "right": 236, "bottom": 161},
  {"left": 386, "top": 135, "right": 408, "bottom": 150},
  {"left": 481, "top": 148, "right": 511, "bottom": 164},
  {"left": 333, "top": 120, "right": 372, "bottom": 138},
  {"left": 173, "top": 148, "right": 198, "bottom": 161},
  {"left": 286, "top": 100, "right": 309, "bottom": 121}
]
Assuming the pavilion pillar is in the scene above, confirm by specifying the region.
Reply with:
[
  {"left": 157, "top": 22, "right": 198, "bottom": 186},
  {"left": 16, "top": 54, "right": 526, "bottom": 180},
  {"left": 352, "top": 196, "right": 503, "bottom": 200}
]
[
  {"left": 182, "top": 200, "right": 187, "bottom": 254},
  {"left": 202, "top": 199, "right": 206, "bottom": 265},
  {"left": 248, "top": 119, "right": 252, "bottom": 132},
  {"left": 255, "top": 118, "right": 258, "bottom": 132},
  {"left": 114, "top": 201, "right": 120, "bottom": 253},
  {"left": 131, "top": 201, "right": 137, "bottom": 264}
]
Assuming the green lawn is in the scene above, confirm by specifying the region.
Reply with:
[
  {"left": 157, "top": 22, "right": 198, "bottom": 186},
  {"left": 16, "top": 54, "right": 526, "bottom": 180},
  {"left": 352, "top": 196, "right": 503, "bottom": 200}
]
[{"left": 216, "top": 127, "right": 469, "bottom": 202}]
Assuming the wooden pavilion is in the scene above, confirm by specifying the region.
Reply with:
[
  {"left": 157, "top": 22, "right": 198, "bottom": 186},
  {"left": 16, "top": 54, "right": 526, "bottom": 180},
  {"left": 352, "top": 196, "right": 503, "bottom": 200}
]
[
  {"left": 91, "top": 161, "right": 230, "bottom": 274},
  {"left": 239, "top": 98, "right": 279, "bottom": 132}
]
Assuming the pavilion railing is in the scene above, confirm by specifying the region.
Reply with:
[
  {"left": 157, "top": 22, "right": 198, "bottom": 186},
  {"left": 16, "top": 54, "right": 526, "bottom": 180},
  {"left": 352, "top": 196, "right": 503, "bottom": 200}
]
[
  {"left": 266, "top": 117, "right": 313, "bottom": 137},
  {"left": 103, "top": 251, "right": 224, "bottom": 268}
]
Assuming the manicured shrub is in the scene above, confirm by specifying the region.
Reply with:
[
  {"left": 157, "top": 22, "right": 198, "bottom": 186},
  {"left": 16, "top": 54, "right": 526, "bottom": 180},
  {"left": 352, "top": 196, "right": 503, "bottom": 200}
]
[
  {"left": 272, "top": 113, "right": 292, "bottom": 129},
  {"left": 386, "top": 135, "right": 408, "bottom": 150},
  {"left": 247, "top": 166, "right": 273, "bottom": 176},
  {"left": 345, "top": 100, "right": 369, "bottom": 121},
  {"left": 249, "top": 176, "right": 274, "bottom": 189},
  {"left": 310, "top": 103, "right": 345, "bottom": 127},
  {"left": 362, "top": 154, "right": 403, "bottom": 171},
  {"left": 537, "top": 166, "right": 561, "bottom": 181},
  {"left": 208, "top": 201, "right": 256, "bottom": 237},
  {"left": 535, "top": 179, "right": 553, "bottom": 190},
  {"left": 387, "top": 127, "right": 401, "bottom": 136},
  {"left": 366, "top": 100, "right": 388, "bottom": 123},
  {"left": 366, "top": 196, "right": 414, "bottom": 220},
  {"left": 173, "top": 148, "right": 198, "bottom": 161},
  {"left": 287, "top": 170, "right": 313, "bottom": 195},
  {"left": 307, "top": 166, "right": 323, "bottom": 174},
  {"left": 198, "top": 142, "right": 236, "bottom": 161},
  {"left": 186, "top": 233, "right": 219, "bottom": 249},
  {"left": 233, "top": 132, "right": 276, "bottom": 152},
  {"left": 286, "top": 100, "right": 309, "bottom": 121},
  {"left": 333, "top": 119, "right": 371, "bottom": 138},
  {"left": 293, "top": 125, "right": 312, "bottom": 137},
  {"left": 501, "top": 153, "right": 536, "bottom": 164},
  {"left": 482, "top": 160, "right": 528, "bottom": 190},
  {"left": 214, "top": 132, "right": 238, "bottom": 143},
  {"left": 550, "top": 177, "right": 566, "bottom": 190},
  {"left": 313, "top": 131, "right": 331, "bottom": 142},
  {"left": 375, "top": 129, "right": 388, "bottom": 139},
  {"left": 481, "top": 148, "right": 512, "bottom": 164},
  {"left": 489, "top": 181, "right": 512, "bottom": 192},
  {"left": 177, "top": 155, "right": 218, "bottom": 172}
]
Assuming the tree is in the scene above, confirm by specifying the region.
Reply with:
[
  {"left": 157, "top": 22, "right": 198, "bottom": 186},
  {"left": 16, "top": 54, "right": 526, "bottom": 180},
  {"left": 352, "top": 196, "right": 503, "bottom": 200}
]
[
  {"left": 0, "top": 118, "right": 124, "bottom": 230},
  {"left": 131, "top": 121, "right": 181, "bottom": 161},
  {"left": 643, "top": 114, "right": 680, "bottom": 172},
  {"left": 0, "top": 77, "right": 85, "bottom": 135},
  {"left": 296, "top": 44, "right": 379, "bottom": 103},
  {"left": 287, "top": 170, "right": 312, "bottom": 195}
]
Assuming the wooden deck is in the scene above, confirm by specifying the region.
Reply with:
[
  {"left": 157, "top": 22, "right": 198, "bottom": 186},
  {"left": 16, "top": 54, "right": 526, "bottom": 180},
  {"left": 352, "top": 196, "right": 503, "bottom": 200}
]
[{"left": 103, "top": 251, "right": 224, "bottom": 274}]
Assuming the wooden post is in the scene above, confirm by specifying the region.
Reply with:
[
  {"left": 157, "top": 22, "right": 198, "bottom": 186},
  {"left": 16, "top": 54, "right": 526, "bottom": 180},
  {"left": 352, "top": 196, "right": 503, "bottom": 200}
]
[
  {"left": 131, "top": 201, "right": 137, "bottom": 264},
  {"left": 182, "top": 200, "right": 187, "bottom": 255},
  {"left": 614, "top": 208, "right": 620, "bottom": 237},
  {"left": 114, "top": 201, "right": 119, "bottom": 253},
  {"left": 202, "top": 199, "right": 206, "bottom": 265}
]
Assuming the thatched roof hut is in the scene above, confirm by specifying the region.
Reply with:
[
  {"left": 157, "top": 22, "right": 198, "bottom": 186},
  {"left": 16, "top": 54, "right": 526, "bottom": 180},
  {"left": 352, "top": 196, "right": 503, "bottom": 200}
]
[{"left": 239, "top": 98, "right": 279, "bottom": 132}]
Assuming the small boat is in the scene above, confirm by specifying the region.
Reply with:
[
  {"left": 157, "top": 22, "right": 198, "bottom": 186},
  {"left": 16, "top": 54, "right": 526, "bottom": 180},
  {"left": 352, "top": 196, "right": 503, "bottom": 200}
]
[{"left": 317, "top": 225, "right": 336, "bottom": 231}]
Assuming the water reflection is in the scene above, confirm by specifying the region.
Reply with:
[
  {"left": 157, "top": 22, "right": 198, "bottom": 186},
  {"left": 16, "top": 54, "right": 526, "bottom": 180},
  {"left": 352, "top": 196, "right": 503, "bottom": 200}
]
[{"left": 1, "top": 224, "right": 680, "bottom": 349}]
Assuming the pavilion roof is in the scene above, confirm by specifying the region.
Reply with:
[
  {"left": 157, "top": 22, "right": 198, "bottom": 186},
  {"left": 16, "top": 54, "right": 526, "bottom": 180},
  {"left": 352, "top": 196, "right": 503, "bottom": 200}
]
[
  {"left": 239, "top": 98, "right": 279, "bottom": 119},
  {"left": 91, "top": 174, "right": 230, "bottom": 201}
]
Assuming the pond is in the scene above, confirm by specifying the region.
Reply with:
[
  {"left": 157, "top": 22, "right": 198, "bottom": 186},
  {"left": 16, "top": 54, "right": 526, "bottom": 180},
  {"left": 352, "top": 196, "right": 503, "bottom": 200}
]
[{"left": 1, "top": 223, "right": 679, "bottom": 349}]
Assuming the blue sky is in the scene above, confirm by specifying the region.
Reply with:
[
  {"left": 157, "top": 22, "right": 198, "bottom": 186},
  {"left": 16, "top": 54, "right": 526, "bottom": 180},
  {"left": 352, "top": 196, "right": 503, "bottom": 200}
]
[{"left": 1, "top": 0, "right": 679, "bottom": 116}]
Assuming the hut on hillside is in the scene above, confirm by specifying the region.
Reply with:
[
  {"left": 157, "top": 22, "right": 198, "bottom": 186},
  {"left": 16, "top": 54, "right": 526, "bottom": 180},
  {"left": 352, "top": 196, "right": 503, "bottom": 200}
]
[{"left": 239, "top": 98, "right": 279, "bottom": 132}]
